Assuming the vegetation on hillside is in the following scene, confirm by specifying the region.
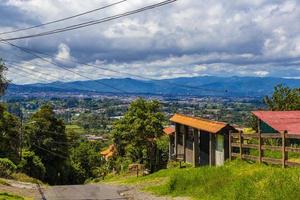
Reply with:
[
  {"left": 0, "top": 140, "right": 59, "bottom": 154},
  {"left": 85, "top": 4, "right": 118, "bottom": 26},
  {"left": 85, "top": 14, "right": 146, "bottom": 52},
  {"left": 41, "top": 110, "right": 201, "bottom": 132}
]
[
  {"left": 104, "top": 98, "right": 168, "bottom": 173},
  {"left": 105, "top": 160, "right": 300, "bottom": 200},
  {"left": 0, "top": 192, "right": 25, "bottom": 200},
  {"left": 264, "top": 84, "right": 300, "bottom": 111}
]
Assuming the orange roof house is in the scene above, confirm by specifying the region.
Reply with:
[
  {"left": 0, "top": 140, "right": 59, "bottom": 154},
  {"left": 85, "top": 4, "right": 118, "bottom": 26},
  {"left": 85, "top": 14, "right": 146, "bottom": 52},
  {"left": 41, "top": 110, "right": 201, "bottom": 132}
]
[
  {"left": 167, "top": 113, "right": 236, "bottom": 167},
  {"left": 170, "top": 114, "right": 230, "bottom": 134},
  {"left": 101, "top": 144, "right": 116, "bottom": 160}
]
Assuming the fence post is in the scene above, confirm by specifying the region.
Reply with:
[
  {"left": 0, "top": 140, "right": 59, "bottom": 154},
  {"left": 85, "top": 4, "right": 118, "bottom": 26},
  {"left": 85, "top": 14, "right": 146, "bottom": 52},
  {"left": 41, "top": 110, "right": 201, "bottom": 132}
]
[
  {"left": 258, "top": 131, "right": 262, "bottom": 164},
  {"left": 282, "top": 131, "right": 287, "bottom": 168},
  {"left": 239, "top": 131, "right": 243, "bottom": 159},
  {"left": 229, "top": 131, "right": 232, "bottom": 161}
]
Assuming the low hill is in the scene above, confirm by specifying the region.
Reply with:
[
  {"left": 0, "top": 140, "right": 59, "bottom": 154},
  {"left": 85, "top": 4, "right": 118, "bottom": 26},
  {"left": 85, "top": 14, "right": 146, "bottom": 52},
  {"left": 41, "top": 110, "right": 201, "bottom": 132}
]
[{"left": 7, "top": 76, "right": 300, "bottom": 97}]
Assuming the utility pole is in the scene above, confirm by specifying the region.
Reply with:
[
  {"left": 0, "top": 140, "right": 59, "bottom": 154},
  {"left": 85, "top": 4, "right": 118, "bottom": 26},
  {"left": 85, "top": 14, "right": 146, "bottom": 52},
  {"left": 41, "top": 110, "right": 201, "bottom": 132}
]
[{"left": 19, "top": 105, "right": 23, "bottom": 161}]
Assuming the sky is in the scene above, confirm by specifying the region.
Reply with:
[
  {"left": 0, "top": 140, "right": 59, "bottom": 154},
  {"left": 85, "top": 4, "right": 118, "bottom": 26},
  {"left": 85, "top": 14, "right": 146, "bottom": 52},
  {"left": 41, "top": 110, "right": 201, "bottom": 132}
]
[{"left": 0, "top": 0, "right": 300, "bottom": 84}]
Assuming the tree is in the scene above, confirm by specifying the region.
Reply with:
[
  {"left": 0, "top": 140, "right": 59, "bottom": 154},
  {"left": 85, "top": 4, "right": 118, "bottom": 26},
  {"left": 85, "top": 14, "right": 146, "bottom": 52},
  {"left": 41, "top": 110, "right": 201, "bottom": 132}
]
[
  {"left": 264, "top": 84, "right": 300, "bottom": 111},
  {"left": 69, "top": 142, "right": 103, "bottom": 183},
  {"left": 112, "top": 98, "right": 165, "bottom": 171},
  {"left": 18, "top": 150, "right": 46, "bottom": 180},
  {"left": 0, "top": 104, "right": 21, "bottom": 163},
  {"left": 0, "top": 59, "right": 8, "bottom": 96},
  {"left": 25, "top": 104, "right": 69, "bottom": 184}
]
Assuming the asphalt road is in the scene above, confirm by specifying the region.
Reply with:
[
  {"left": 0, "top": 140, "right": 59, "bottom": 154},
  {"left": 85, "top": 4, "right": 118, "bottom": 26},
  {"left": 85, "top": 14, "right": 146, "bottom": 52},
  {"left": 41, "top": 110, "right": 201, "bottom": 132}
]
[{"left": 39, "top": 184, "right": 128, "bottom": 200}]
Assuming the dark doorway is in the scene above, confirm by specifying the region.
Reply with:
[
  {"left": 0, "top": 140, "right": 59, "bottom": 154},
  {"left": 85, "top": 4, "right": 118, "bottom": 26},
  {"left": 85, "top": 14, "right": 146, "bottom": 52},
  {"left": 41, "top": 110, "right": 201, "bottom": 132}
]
[{"left": 199, "top": 131, "right": 210, "bottom": 165}]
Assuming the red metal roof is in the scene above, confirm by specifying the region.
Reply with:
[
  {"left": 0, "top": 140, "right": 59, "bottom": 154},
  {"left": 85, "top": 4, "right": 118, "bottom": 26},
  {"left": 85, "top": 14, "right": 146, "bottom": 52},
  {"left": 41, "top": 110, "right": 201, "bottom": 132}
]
[
  {"left": 252, "top": 111, "right": 300, "bottom": 134},
  {"left": 163, "top": 126, "right": 175, "bottom": 135}
]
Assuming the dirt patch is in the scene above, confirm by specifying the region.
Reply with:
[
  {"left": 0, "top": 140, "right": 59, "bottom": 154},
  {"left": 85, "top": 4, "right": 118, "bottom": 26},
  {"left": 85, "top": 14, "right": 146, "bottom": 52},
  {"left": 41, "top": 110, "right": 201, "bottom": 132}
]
[{"left": 0, "top": 179, "right": 40, "bottom": 199}]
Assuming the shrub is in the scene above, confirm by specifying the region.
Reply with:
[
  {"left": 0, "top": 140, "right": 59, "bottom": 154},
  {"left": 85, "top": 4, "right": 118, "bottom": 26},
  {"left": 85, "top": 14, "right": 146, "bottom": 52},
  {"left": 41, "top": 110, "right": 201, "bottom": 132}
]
[
  {"left": 0, "top": 158, "right": 17, "bottom": 178},
  {"left": 18, "top": 150, "right": 46, "bottom": 180}
]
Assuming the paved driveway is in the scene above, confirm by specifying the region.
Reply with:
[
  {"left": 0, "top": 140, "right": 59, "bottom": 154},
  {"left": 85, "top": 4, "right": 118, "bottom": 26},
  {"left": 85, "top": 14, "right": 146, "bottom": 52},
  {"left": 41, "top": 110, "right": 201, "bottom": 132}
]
[{"left": 39, "top": 184, "right": 127, "bottom": 200}]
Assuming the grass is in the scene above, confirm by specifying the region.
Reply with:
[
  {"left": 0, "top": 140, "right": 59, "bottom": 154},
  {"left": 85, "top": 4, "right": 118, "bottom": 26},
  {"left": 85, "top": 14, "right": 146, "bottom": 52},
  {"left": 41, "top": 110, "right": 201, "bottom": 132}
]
[
  {"left": 104, "top": 160, "right": 300, "bottom": 200},
  {"left": 66, "top": 124, "right": 85, "bottom": 134},
  {"left": 0, "top": 179, "right": 9, "bottom": 186},
  {"left": 0, "top": 193, "right": 25, "bottom": 200},
  {"left": 10, "top": 173, "right": 43, "bottom": 184}
]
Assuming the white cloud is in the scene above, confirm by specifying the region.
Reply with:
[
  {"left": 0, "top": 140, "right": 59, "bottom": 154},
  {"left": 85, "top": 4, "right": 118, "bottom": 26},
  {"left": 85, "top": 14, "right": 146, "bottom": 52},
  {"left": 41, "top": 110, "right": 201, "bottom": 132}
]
[
  {"left": 254, "top": 70, "right": 269, "bottom": 77},
  {"left": 1, "top": 0, "right": 300, "bottom": 83},
  {"left": 56, "top": 43, "right": 71, "bottom": 60}
]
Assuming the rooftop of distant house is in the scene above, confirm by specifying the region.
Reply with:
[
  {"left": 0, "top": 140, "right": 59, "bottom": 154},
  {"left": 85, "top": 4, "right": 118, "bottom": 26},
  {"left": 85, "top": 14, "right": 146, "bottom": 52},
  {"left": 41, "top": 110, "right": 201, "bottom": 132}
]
[{"left": 170, "top": 113, "right": 231, "bottom": 134}]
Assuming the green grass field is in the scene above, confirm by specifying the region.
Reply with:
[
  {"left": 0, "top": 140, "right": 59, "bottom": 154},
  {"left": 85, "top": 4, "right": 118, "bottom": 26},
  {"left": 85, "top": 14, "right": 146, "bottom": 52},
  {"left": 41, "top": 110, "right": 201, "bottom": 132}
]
[
  {"left": 0, "top": 193, "right": 24, "bottom": 200},
  {"left": 104, "top": 160, "right": 300, "bottom": 200},
  {"left": 66, "top": 124, "right": 85, "bottom": 134}
]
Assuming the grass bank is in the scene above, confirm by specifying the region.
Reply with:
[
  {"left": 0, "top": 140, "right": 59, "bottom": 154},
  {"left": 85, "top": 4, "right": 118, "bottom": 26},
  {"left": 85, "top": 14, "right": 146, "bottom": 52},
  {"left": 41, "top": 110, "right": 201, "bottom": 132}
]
[
  {"left": 104, "top": 160, "right": 300, "bottom": 200},
  {"left": 0, "top": 193, "right": 25, "bottom": 200}
]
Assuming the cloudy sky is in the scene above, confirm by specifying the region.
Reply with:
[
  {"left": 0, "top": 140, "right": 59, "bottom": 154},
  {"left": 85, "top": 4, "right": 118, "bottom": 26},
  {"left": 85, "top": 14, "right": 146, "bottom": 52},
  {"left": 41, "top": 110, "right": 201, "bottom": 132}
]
[{"left": 0, "top": 0, "right": 300, "bottom": 84}]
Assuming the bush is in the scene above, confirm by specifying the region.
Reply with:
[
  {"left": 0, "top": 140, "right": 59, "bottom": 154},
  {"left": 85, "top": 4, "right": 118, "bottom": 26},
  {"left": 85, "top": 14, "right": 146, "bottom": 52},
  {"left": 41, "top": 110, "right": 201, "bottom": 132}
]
[
  {"left": 0, "top": 158, "right": 17, "bottom": 178},
  {"left": 18, "top": 150, "right": 46, "bottom": 180}
]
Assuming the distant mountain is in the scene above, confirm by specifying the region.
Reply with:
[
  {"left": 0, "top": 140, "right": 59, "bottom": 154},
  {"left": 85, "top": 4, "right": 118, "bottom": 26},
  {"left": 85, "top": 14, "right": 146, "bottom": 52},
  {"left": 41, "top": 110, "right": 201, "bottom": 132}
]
[{"left": 7, "top": 76, "right": 300, "bottom": 97}]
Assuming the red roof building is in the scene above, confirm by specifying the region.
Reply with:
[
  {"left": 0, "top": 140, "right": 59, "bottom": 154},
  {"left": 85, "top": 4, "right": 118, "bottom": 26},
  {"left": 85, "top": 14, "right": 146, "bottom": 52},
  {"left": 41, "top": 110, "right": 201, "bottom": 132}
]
[{"left": 252, "top": 111, "right": 300, "bottom": 134}]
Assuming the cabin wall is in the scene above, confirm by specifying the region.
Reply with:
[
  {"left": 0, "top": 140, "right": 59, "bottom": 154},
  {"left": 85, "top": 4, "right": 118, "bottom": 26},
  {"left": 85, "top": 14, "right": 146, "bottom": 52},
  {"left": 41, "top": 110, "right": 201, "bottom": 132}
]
[
  {"left": 171, "top": 123, "right": 234, "bottom": 167},
  {"left": 260, "top": 120, "right": 278, "bottom": 133}
]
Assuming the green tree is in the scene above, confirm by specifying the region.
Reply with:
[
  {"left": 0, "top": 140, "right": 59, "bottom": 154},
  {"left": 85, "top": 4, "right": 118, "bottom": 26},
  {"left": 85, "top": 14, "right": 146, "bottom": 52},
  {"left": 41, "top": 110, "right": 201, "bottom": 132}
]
[
  {"left": 264, "top": 84, "right": 300, "bottom": 111},
  {"left": 112, "top": 98, "right": 165, "bottom": 171},
  {"left": 25, "top": 105, "right": 69, "bottom": 184},
  {"left": 18, "top": 150, "right": 46, "bottom": 180},
  {"left": 69, "top": 142, "right": 103, "bottom": 183},
  {"left": 0, "top": 104, "right": 21, "bottom": 163}
]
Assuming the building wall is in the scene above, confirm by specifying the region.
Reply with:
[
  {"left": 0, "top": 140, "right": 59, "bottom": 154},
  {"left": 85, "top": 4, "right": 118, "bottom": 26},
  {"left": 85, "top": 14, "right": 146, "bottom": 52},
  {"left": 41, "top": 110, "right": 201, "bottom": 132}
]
[
  {"left": 260, "top": 120, "right": 278, "bottom": 133},
  {"left": 215, "top": 134, "right": 224, "bottom": 166}
]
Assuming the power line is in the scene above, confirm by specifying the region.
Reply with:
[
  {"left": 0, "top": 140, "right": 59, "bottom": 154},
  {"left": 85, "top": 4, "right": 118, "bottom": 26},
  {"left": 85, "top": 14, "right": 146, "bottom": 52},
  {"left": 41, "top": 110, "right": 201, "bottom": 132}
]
[
  {"left": 2, "top": 43, "right": 231, "bottom": 94},
  {"left": 32, "top": 144, "right": 68, "bottom": 159},
  {"left": 0, "top": 0, "right": 127, "bottom": 36},
  {"left": 6, "top": 61, "right": 110, "bottom": 92},
  {"left": 2, "top": 40, "right": 127, "bottom": 93},
  {"left": 0, "top": 0, "right": 177, "bottom": 41},
  {"left": 8, "top": 63, "right": 62, "bottom": 82}
]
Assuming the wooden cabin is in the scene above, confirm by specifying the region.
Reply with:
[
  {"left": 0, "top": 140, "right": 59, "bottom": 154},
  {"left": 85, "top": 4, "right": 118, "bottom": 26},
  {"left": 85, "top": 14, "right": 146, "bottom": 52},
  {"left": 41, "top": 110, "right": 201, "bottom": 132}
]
[
  {"left": 252, "top": 111, "right": 300, "bottom": 134},
  {"left": 165, "top": 114, "right": 237, "bottom": 167}
]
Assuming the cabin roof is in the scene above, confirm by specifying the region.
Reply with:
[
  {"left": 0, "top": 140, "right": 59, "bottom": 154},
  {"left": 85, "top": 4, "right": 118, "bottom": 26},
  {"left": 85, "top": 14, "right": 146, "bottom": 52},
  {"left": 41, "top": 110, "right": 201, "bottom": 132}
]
[
  {"left": 170, "top": 113, "right": 229, "bottom": 134},
  {"left": 252, "top": 111, "right": 300, "bottom": 134},
  {"left": 163, "top": 126, "right": 175, "bottom": 135}
]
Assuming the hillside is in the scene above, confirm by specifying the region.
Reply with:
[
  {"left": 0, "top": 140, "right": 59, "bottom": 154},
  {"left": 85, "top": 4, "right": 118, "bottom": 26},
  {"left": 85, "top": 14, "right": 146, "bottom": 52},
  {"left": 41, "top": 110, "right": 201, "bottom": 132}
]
[
  {"left": 7, "top": 76, "right": 300, "bottom": 97},
  {"left": 104, "top": 160, "right": 300, "bottom": 200}
]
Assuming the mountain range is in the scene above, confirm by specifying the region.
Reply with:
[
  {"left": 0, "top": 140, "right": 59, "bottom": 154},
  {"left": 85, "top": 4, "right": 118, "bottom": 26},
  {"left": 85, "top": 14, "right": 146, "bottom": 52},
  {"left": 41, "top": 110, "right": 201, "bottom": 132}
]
[{"left": 7, "top": 76, "right": 300, "bottom": 97}]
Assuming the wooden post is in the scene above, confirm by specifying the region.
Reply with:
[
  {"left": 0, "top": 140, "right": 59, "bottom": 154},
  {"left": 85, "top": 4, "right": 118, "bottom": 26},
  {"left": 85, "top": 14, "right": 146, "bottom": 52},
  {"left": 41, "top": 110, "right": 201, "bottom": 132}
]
[
  {"left": 209, "top": 134, "right": 216, "bottom": 166},
  {"left": 175, "top": 123, "right": 179, "bottom": 158},
  {"left": 193, "top": 129, "right": 199, "bottom": 167},
  {"left": 282, "top": 131, "right": 287, "bottom": 168},
  {"left": 258, "top": 131, "right": 262, "bottom": 164},
  {"left": 228, "top": 131, "right": 232, "bottom": 161},
  {"left": 239, "top": 131, "right": 243, "bottom": 160},
  {"left": 183, "top": 126, "right": 187, "bottom": 162},
  {"left": 169, "top": 136, "right": 172, "bottom": 161}
]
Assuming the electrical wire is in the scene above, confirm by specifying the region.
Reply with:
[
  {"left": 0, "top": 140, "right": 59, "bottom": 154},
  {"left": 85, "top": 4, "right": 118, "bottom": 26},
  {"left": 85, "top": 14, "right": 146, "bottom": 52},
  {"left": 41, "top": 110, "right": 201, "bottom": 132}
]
[
  {"left": 2, "top": 43, "right": 231, "bottom": 94},
  {"left": 0, "top": 0, "right": 127, "bottom": 35},
  {"left": 2, "top": 40, "right": 127, "bottom": 93},
  {"left": 32, "top": 143, "right": 68, "bottom": 159},
  {"left": 0, "top": 0, "right": 177, "bottom": 41}
]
